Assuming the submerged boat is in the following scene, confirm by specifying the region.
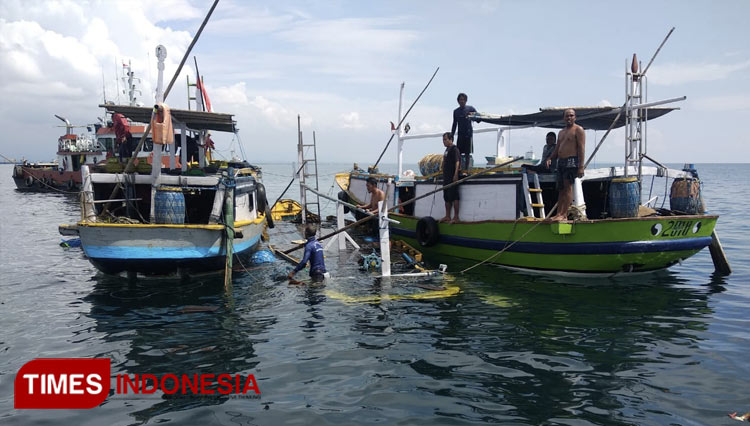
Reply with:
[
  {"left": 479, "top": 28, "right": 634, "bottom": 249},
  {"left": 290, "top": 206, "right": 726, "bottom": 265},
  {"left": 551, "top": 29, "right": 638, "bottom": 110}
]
[{"left": 336, "top": 55, "right": 720, "bottom": 276}]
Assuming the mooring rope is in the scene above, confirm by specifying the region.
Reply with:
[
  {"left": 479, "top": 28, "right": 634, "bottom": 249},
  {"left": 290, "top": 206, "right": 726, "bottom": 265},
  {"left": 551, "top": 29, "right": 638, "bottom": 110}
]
[{"left": 459, "top": 202, "right": 558, "bottom": 274}]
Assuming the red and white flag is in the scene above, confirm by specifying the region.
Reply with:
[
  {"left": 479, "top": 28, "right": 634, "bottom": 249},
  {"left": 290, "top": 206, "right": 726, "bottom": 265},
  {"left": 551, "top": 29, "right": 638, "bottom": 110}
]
[{"left": 196, "top": 76, "right": 212, "bottom": 112}]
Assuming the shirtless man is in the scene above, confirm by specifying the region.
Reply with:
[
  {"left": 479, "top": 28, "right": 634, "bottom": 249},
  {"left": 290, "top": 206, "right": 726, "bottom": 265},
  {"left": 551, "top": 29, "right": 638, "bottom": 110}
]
[
  {"left": 546, "top": 109, "right": 585, "bottom": 220},
  {"left": 357, "top": 177, "right": 386, "bottom": 214}
]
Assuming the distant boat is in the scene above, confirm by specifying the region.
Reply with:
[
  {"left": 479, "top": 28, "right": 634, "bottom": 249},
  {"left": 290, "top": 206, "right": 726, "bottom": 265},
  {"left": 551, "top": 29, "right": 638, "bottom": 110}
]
[
  {"left": 12, "top": 116, "right": 107, "bottom": 191},
  {"left": 12, "top": 64, "right": 155, "bottom": 192}
]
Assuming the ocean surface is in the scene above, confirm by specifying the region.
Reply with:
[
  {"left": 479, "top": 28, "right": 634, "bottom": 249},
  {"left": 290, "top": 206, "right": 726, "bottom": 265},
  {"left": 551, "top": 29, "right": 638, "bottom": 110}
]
[{"left": 0, "top": 162, "right": 748, "bottom": 425}]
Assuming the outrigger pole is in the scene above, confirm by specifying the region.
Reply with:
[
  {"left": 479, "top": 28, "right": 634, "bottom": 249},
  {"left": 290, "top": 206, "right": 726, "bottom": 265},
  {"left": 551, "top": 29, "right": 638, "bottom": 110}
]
[{"left": 372, "top": 67, "right": 439, "bottom": 169}]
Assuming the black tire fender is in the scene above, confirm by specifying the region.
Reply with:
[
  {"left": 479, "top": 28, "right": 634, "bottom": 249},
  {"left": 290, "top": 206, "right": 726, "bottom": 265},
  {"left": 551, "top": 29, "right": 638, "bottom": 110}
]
[
  {"left": 265, "top": 206, "right": 275, "bottom": 229},
  {"left": 256, "top": 183, "right": 268, "bottom": 213},
  {"left": 416, "top": 216, "right": 440, "bottom": 247}
]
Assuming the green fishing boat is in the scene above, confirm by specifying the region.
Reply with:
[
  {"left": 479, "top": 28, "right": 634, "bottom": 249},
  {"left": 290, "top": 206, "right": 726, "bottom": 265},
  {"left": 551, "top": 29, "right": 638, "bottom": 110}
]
[{"left": 335, "top": 48, "right": 727, "bottom": 276}]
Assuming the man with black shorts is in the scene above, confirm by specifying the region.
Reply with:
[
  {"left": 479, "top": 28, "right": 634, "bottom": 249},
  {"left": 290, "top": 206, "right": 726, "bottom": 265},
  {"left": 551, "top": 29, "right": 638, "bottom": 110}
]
[
  {"left": 546, "top": 109, "right": 585, "bottom": 220},
  {"left": 451, "top": 93, "right": 478, "bottom": 170},
  {"left": 440, "top": 132, "right": 461, "bottom": 224}
]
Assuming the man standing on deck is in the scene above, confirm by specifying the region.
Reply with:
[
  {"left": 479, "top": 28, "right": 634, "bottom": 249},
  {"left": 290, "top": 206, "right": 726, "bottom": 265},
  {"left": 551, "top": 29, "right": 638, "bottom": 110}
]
[
  {"left": 440, "top": 132, "right": 461, "bottom": 224},
  {"left": 451, "top": 93, "right": 478, "bottom": 170},
  {"left": 546, "top": 109, "right": 585, "bottom": 220}
]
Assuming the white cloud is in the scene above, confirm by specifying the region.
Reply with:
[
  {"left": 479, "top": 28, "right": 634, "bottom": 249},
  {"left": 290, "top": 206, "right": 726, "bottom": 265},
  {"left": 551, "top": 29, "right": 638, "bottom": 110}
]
[
  {"left": 648, "top": 60, "right": 750, "bottom": 86},
  {"left": 249, "top": 95, "right": 312, "bottom": 128},
  {"left": 340, "top": 112, "right": 363, "bottom": 129},
  {"left": 692, "top": 94, "right": 750, "bottom": 112},
  {"left": 211, "top": 82, "right": 250, "bottom": 107}
]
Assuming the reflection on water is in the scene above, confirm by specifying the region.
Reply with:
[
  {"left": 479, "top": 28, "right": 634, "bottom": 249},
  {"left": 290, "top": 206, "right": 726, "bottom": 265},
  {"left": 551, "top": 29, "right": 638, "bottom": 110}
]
[{"left": 82, "top": 274, "right": 276, "bottom": 421}]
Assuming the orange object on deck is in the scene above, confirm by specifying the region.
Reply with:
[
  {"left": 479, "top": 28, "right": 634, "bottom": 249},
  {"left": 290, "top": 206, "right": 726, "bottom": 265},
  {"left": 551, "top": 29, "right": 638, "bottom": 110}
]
[{"left": 151, "top": 103, "right": 174, "bottom": 144}]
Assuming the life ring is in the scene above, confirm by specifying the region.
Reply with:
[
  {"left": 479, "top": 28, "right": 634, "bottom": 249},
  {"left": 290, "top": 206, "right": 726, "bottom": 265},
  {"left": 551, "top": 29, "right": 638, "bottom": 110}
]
[
  {"left": 337, "top": 191, "right": 351, "bottom": 213},
  {"left": 415, "top": 216, "right": 440, "bottom": 247},
  {"left": 66, "top": 179, "right": 75, "bottom": 190},
  {"left": 25, "top": 176, "right": 34, "bottom": 187}
]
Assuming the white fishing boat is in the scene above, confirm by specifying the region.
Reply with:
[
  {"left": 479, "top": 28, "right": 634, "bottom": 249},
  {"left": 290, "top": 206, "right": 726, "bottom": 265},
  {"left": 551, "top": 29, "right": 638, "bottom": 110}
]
[{"left": 62, "top": 46, "right": 273, "bottom": 279}]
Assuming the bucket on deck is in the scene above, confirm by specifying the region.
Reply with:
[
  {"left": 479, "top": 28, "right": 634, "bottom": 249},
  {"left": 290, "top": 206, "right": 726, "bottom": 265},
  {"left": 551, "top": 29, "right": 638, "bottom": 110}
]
[
  {"left": 670, "top": 177, "right": 705, "bottom": 214},
  {"left": 154, "top": 186, "right": 185, "bottom": 224},
  {"left": 608, "top": 177, "right": 640, "bottom": 218}
]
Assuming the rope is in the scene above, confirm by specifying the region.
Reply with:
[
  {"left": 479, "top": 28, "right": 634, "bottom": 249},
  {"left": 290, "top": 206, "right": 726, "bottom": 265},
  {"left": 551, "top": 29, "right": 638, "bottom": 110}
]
[
  {"left": 459, "top": 202, "right": 558, "bottom": 274},
  {"left": 25, "top": 173, "right": 80, "bottom": 195}
]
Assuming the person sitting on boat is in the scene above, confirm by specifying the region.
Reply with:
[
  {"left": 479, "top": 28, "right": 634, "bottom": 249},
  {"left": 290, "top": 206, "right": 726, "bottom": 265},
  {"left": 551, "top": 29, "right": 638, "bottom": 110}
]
[
  {"left": 288, "top": 224, "right": 327, "bottom": 283},
  {"left": 357, "top": 177, "right": 385, "bottom": 214},
  {"left": 546, "top": 109, "right": 585, "bottom": 220},
  {"left": 451, "top": 92, "right": 478, "bottom": 170},
  {"left": 522, "top": 132, "right": 557, "bottom": 173},
  {"left": 440, "top": 132, "right": 461, "bottom": 224}
]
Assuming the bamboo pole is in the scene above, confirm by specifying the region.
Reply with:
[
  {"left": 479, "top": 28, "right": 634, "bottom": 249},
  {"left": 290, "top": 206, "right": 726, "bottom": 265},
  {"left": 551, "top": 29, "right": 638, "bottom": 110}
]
[
  {"left": 372, "top": 67, "right": 439, "bottom": 169},
  {"left": 102, "top": 0, "right": 220, "bottom": 214}
]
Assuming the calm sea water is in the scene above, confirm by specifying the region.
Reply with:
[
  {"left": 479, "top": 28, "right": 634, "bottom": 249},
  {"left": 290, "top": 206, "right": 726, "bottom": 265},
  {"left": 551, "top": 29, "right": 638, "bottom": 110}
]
[{"left": 0, "top": 162, "right": 748, "bottom": 425}]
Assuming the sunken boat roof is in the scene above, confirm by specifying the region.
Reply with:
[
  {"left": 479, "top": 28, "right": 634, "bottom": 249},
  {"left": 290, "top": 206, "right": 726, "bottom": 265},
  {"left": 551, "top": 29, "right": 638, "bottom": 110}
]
[
  {"left": 473, "top": 106, "right": 676, "bottom": 130},
  {"left": 101, "top": 104, "right": 236, "bottom": 132}
]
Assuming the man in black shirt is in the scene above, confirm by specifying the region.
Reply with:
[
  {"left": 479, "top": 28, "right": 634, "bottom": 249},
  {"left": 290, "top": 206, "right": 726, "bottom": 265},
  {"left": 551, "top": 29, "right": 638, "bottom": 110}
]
[
  {"left": 440, "top": 132, "right": 461, "bottom": 224},
  {"left": 451, "top": 92, "right": 478, "bottom": 171}
]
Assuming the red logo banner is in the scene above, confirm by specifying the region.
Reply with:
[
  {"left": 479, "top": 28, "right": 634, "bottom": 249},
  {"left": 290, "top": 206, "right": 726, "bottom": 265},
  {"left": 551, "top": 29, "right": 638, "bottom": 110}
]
[{"left": 14, "top": 358, "right": 111, "bottom": 409}]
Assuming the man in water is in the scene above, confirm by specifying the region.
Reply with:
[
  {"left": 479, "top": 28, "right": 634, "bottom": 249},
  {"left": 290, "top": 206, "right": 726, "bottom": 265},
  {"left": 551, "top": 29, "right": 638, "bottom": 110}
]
[
  {"left": 288, "top": 224, "right": 327, "bottom": 282},
  {"left": 546, "top": 109, "right": 585, "bottom": 220},
  {"left": 451, "top": 93, "right": 478, "bottom": 170}
]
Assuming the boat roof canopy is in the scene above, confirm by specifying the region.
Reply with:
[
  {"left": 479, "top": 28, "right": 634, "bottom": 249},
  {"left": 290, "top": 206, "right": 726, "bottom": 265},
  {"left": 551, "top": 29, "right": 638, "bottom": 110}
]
[
  {"left": 100, "top": 104, "right": 236, "bottom": 132},
  {"left": 473, "top": 106, "right": 676, "bottom": 130}
]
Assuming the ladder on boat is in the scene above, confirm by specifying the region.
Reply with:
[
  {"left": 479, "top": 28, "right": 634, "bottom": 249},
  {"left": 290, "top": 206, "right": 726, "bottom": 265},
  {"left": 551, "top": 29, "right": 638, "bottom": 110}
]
[
  {"left": 296, "top": 115, "right": 321, "bottom": 224},
  {"left": 522, "top": 171, "right": 546, "bottom": 218}
]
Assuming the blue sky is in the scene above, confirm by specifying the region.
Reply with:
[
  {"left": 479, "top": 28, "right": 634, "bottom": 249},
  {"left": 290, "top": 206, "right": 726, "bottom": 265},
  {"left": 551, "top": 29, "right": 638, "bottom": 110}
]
[{"left": 1, "top": 0, "right": 748, "bottom": 165}]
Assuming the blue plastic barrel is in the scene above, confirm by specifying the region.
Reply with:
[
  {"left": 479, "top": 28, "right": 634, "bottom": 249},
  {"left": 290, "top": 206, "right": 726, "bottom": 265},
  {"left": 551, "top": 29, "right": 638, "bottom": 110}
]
[
  {"left": 670, "top": 178, "right": 704, "bottom": 214},
  {"left": 154, "top": 186, "right": 185, "bottom": 224},
  {"left": 608, "top": 177, "right": 640, "bottom": 218}
]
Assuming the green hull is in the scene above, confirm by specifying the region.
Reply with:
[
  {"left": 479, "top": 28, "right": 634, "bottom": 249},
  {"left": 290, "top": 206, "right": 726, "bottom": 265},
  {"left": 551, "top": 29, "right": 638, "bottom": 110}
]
[{"left": 390, "top": 214, "right": 717, "bottom": 274}]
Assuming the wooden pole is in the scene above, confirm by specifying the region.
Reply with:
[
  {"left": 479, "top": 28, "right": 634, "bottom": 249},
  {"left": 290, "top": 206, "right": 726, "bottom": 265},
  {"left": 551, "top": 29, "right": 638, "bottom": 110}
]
[
  {"left": 105, "top": 0, "right": 220, "bottom": 212},
  {"left": 223, "top": 175, "right": 235, "bottom": 289},
  {"left": 709, "top": 230, "right": 731, "bottom": 275},
  {"left": 372, "top": 67, "right": 439, "bottom": 169}
]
